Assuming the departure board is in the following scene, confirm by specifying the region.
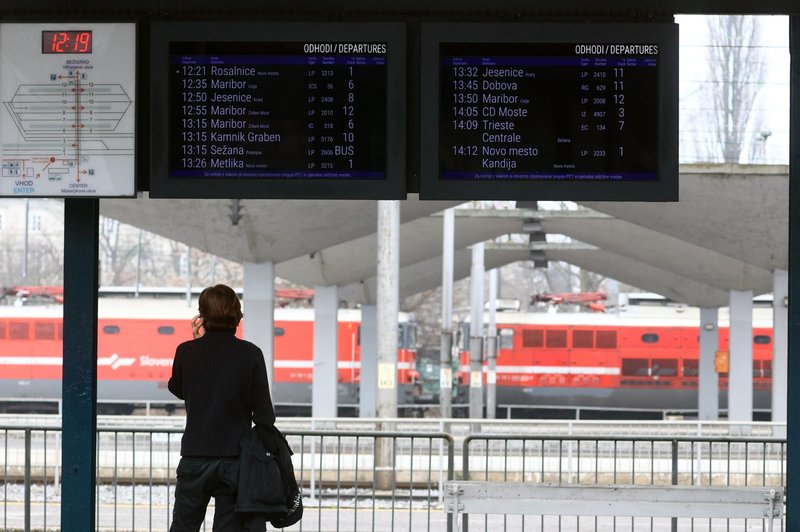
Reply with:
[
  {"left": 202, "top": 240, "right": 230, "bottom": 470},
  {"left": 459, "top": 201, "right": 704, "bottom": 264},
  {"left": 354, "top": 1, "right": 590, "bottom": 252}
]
[
  {"left": 150, "top": 23, "right": 406, "bottom": 199},
  {"left": 420, "top": 24, "right": 678, "bottom": 201}
]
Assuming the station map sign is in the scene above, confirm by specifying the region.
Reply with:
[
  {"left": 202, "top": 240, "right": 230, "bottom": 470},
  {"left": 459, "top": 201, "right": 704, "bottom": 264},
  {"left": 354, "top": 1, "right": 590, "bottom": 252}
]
[
  {"left": 150, "top": 23, "right": 405, "bottom": 199},
  {"left": 0, "top": 23, "right": 136, "bottom": 197},
  {"left": 420, "top": 23, "right": 679, "bottom": 201}
]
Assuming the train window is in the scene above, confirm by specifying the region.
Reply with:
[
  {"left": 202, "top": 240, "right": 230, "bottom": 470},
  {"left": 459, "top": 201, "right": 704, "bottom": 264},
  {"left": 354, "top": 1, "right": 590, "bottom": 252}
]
[
  {"left": 652, "top": 358, "right": 678, "bottom": 377},
  {"left": 753, "top": 361, "right": 762, "bottom": 378},
  {"left": 683, "top": 359, "right": 698, "bottom": 377},
  {"left": 0, "top": 321, "right": 5, "bottom": 339},
  {"left": 763, "top": 360, "right": 772, "bottom": 378},
  {"left": 57, "top": 322, "right": 63, "bottom": 340},
  {"left": 546, "top": 330, "right": 567, "bottom": 348},
  {"left": 274, "top": 327, "right": 285, "bottom": 337},
  {"left": 35, "top": 322, "right": 56, "bottom": 340},
  {"left": 397, "top": 324, "right": 417, "bottom": 349},
  {"left": 10, "top": 322, "right": 29, "bottom": 340},
  {"left": 499, "top": 329, "right": 514, "bottom": 349},
  {"left": 572, "top": 330, "right": 593, "bottom": 348},
  {"left": 596, "top": 330, "right": 617, "bottom": 349},
  {"left": 522, "top": 329, "right": 543, "bottom": 348},
  {"left": 641, "top": 333, "right": 660, "bottom": 343},
  {"left": 753, "top": 335, "right": 771, "bottom": 345},
  {"left": 158, "top": 326, "right": 175, "bottom": 335},
  {"left": 622, "top": 358, "right": 649, "bottom": 376},
  {"left": 103, "top": 325, "right": 121, "bottom": 335}
]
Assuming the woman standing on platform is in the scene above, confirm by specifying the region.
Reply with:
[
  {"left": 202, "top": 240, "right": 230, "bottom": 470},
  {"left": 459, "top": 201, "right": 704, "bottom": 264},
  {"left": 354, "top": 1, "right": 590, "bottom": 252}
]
[{"left": 168, "top": 284, "right": 276, "bottom": 531}]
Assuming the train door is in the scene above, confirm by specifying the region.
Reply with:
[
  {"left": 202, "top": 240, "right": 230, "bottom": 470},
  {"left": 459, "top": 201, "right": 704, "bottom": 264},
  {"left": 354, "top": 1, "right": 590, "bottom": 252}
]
[{"left": 495, "top": 328, "right": 514, "bottom": 386}]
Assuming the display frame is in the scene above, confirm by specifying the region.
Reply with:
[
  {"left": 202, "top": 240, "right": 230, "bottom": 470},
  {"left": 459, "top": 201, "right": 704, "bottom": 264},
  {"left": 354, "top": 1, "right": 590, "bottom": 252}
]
[
  {"left": 149, "top": 22, "right": 406, "bottom": 199},
  {"left": 420, "top": 22, "right": 679, "bottom": 201}
]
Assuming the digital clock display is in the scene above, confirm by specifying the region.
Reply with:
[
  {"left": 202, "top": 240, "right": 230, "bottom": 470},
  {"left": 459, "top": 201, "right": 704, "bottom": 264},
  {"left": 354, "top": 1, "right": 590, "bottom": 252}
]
[
  {"left": 420, "top": 23, "right": 678, "bottom": 201},
  {"left": 42, "top": 31, "right": 92, "bottom": 54}
]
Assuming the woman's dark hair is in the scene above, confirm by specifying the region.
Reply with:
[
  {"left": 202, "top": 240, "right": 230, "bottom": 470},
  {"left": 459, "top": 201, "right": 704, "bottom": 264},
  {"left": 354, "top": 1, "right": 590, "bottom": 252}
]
[{"left": 198, "top": 284, "right": 243, "bottom": 331}]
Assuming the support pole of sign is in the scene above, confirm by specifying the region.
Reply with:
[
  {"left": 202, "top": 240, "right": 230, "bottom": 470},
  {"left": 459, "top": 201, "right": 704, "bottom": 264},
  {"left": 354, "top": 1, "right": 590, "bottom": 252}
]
[
  {"left": 469, "top": 243, "right": 485, "bottom": 420},
  {"left": 23, "top": 198, "right": 29, "bottom": 280},
  {"left": 486, "top": 269, "right": 498, "bottom": 419},
  {"left": 772, "top": 269, "right": 788, "bottom": 430},
  {"left": 376, "top": 200, "right": 399, "bottom": 490},
  {"left": 61, "top": 198, "right": 99, "bottom": 532},
  {"left": 440, "top": 208, "right": 455, "bottom": 419},
  {"left": 787, "top": 17, "right": 800, "bottom": 529}
]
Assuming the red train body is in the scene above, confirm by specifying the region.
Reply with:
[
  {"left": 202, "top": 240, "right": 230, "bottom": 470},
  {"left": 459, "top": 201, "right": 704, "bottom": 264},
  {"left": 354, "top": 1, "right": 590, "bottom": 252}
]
[
  {"left": 0, "top": 299, "right": 419, "bottom": 415},
  {"left": 0, "top": 296, "right": 777, "bottom": 417},
  {"left": 450, "top": 299, "right": 775, "bottom": 416}
]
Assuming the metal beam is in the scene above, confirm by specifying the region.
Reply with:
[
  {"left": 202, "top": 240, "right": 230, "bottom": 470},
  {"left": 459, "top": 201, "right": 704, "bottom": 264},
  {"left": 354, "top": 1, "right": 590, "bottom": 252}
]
[
  {"left": 786, "top": 16, "right": 800, "bottom": 528},
  {"left": 61, "top": 199, "right": 99, "bottom": 532},
  {"left": 3, "top": 0, "right": 798, "bottom": 16}
]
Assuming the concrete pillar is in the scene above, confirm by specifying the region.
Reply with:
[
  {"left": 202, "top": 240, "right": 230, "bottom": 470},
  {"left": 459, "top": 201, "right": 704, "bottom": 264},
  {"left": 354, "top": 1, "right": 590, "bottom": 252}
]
[
  {"left": 376, "top": 200, "right": 399, "bottom": 419},
  {"left": 486, "top": 269, "right": 498, "bottom": 419},
  {"left": 376, "top": 200, "right": 399, "bottom": 491},
  {"left": 359, "top": 304, "right": 377, "bottom": 418},
  {"left": 244, "top": 261, "right": 275, "bottom": 392},
  {"left": 698, "top": 308, "right": 719, "bottom": 421},
  {"left": 772, "top": 269, "right": 788, "bottom": 424},
  {"left": 729, "top": 290, "right": 753, "bottom": 422},
  {"left": 440, "top": 208, "right": 455, "bottom": 418},
  {"left": 313, "top": 285, "right": 338, "bottom": 418},
  {"left": 469, "top": 243, "right": 485, "bottom": 419}
]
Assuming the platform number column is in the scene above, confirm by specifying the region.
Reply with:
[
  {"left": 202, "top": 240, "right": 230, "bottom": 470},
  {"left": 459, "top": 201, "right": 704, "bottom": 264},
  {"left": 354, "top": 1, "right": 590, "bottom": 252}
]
[{"left": 344, "top": 67, "right": 355, "bottom": 169}]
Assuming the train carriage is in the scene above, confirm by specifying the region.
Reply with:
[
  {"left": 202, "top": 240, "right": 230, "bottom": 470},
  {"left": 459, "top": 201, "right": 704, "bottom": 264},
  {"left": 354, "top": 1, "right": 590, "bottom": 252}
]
[{"left": 0, "top": 298, "right": 419, "bottom": 415}]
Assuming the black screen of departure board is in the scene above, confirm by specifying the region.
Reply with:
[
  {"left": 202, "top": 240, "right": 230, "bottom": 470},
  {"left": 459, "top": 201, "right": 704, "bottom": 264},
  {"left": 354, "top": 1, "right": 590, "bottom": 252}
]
[
  {"left": 421, "top": 23, "right": 678, "bottom": 201},
  {"left": 150, "top": 23, "right": 406, "bottom": 199}
]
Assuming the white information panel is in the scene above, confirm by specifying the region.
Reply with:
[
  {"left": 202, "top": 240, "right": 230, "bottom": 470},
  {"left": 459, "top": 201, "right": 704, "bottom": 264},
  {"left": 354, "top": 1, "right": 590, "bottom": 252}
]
[{"left": 0, "top": 23, "right": 135, "bottom": 197}]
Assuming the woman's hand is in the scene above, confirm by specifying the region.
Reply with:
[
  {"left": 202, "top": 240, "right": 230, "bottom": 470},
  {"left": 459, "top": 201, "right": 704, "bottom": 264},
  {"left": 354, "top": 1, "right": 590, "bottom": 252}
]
[{"left": 191, "top": 314, "right": 204, "bottom": 339}]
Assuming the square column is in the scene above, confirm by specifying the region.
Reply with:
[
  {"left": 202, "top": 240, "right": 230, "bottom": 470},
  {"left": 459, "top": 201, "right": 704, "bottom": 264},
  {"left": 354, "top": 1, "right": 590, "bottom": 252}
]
[
  {"left": 243, "top": 261, "right": 275, "bottom": 391},
  {"left": 698, "top": 308, "right": 719, "bottom": 421},
  {"left": 469, "top": 243, "right": 485, "bottom": 419},
  {"left": 729, "top": 290, "right": 753, "bottom": 422},
  {"left": 772, "top": 269, "right": 788, "bottom": 424},
  {"left": 359, "top": 304, "right": 377, "bottom": 417},
  {"left": 313, "top": 285, "right": 339, "bottom": 418}
]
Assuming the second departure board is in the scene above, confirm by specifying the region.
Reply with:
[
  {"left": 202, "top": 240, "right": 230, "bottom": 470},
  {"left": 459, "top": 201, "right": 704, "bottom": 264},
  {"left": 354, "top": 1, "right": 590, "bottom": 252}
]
[
  {"left": 420, "top": 23, "right": 678, "bottom": 201},
  {"left": 150, "top": 23, "right": 406, "bottom": 199}
]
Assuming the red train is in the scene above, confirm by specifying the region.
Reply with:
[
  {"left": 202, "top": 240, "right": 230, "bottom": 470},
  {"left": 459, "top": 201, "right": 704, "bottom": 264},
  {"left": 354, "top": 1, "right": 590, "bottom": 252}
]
[
  {"left": 450, "top": 295, "right": 775, "bottom": 417},
  {"left": 0, "top": 294, "right": 777, "bottom": 417},
  {"left": 0, "top": 298, "right": 419, "bottom": 415}
]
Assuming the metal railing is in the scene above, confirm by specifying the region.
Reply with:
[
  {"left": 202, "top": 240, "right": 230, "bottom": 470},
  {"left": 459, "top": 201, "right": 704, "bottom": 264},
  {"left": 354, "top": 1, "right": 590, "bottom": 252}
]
[
  {"left": 1, "top": 425, "right": 455, "bottom": 532},
  {"left": 461, "top": 434, "right": 787, "bottom": 531},
  {"left": 0, "top": 424, "right": 788, "bottom": 532}
]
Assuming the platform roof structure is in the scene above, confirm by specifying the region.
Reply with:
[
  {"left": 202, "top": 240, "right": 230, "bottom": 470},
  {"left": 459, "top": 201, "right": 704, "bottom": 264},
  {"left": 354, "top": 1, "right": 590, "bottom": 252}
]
[{"left": 102, "top": 165, "right": 787, "bottom": 308}]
